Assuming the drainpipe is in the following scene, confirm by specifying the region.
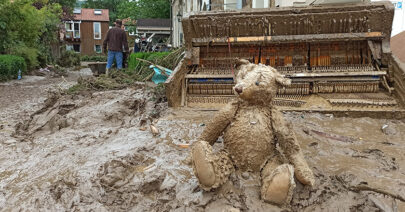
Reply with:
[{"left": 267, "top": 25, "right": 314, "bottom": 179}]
[{"left": 170, "top": 0, "right": 173, "bottom": 46}]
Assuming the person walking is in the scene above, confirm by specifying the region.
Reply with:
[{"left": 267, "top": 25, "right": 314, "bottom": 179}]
[{"left": 103, "top": 19, "right": 129, "bottom": 74}]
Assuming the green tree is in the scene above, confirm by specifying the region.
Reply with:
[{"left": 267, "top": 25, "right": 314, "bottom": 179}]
[
  {"left": 49, "top": 0, "right": 76, "bottom": 8},
  {"left": 117, "top": 0, "right": 170, "bottom": 20},
  {"left": 0, "top": 0, "right": 62, "bottom": 68}
]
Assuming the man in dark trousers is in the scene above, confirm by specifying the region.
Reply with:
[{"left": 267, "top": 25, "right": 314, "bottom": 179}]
[{"left": 103, "top": 19, "right": 129, "bottom": 74}]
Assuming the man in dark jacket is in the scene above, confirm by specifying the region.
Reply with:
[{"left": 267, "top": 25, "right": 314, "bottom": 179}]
[{"left": 103, "top": 19, "right": 129, "bottom": 73}]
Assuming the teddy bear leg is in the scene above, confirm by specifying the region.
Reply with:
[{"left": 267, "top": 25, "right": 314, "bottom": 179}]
[
  {"left": 261, "top": 155, "right": 296, "bottom": 206},
  {"left": 191, "top": 140, "right": 234, "bottom": 191}
]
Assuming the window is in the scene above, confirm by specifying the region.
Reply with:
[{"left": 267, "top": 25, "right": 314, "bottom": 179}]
[
  {"left": 94, "top": 22, "right": 101, "bottom": 39},
  {"left": 95, "top": 45, "right": 102, "bottom": 53},
  {"left": 94, "top": 9, "right": 102, "bottom": 15},
  {"left": 73, "top": 8, "right": 81, "bottom": 14},
  {"left": 74, "top": 23, "right": 80, "bottom": 38},
  {"left": 252, "top": 0, "right": 269, "bottom": 8},
  {"left": 73, "top": 44, "right": 80, "bottom": 53},
  {"left": 65, "top": 23, "right": 72, "bottom": 38},
  {"left": 224, "top": 0, "right": 238, "bottom": 10},
  {"left": 66, "top": 44, "right": 73, "bottom": 51},
  {"left": 65, "top": 21, "right": 80, "bottom": 39},
  {"left": 66, "top": 44, "right": 80, "bottom": 53}
]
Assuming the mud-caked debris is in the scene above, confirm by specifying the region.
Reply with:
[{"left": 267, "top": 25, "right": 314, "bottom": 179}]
[
  {"left": 381, "top": 124, "right": 397, "bottom": 135},
  {"left": 150, "top": 124, "right": 160, "bottom": 136}
]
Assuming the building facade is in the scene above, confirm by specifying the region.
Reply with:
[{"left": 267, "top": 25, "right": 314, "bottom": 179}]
[{"left": 64, "top": 8, "right": 109, "bottom": 55}]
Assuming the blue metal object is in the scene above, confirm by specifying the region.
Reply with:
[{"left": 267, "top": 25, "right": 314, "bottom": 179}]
[
  {"left": 149, "top": 65, "right": 173, "bottom": 84},
  {"left": 17, "top": 69, "right": 21, "bottom": 80}
]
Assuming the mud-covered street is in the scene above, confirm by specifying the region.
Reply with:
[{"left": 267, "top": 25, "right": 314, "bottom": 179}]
[{"left": 0, "top": 71, "right": 403, "bottom": 211}]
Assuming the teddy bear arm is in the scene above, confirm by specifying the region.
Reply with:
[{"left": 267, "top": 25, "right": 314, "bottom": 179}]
[
  {"left": 199, "top": 102, "right": 238, "bottom": 145},
  {"left": 271, "top": 109, "right": 315, "bottom": 186}
]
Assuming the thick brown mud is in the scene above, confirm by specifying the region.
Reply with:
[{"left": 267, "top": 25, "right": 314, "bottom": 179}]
[{"left": 0, "top": 74, "right": 404, "bottom": 211}]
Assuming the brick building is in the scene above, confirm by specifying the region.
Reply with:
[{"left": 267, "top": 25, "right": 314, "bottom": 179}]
[{"left": 64, "top": 8, "right": 110, "bottom": 55}]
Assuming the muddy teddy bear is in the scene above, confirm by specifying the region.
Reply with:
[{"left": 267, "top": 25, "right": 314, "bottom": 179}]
[{"left": 191, "top": 59, "right": 315, "bottom": 206}]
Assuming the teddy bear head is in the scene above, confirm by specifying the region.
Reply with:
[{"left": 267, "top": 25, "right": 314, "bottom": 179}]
[{"left": 233, "top": 59, "right": 291, "bottom": 104}]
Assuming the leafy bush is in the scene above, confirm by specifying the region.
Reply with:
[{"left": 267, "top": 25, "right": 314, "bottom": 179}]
[
  {"left": 81, "top": 55, "right": 90, "bottom": 61},
  {"left": 127, "top": 49, "right": 184, "bottom": 81},
  {"left": 81, "top": 55, "right": 107, "bottom": 62},
  {"left": 0, "top": 55, "right": 27, "bottom": 81},
  {"left": 0, "top": 1, "right": 62, "bottom": 70},
  {"left": 66, "top": 70, "right": 140, "bottom": 95},
  {"left": 128, "top": 52, "right": 170, "bottom": 70},
  {"left": 57, "top": 49, "right": 81, "bottom": 67},
  {"left": 10, "top": 43, "right": 39, "bottom": 70}
]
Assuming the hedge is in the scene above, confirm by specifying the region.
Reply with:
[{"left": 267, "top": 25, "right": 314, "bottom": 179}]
[
  {"left": 57, "top": 50, "right": 81, "bottom": 67},
  {"left": 0, "top": 55, "right": 27, "bottom": 81},
  {"left": 81, "top": 55, "right": 107, "bottom": 62}
]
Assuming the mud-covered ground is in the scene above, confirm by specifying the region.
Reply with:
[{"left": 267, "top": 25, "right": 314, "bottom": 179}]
[{"left": 0, "top": 72, "right": 404, "bottom": 211}]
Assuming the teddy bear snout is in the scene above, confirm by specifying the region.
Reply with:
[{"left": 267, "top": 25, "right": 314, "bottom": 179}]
[{"left": 234, "top": 85, "right": 243, "bottom": 94}]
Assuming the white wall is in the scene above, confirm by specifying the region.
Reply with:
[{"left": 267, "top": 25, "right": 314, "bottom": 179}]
[{"left": 372, "top": 0, "right": 405, "bottom": 36}]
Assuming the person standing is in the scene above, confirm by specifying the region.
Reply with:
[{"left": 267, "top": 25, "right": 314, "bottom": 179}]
[{"left": 103, "top": 19, "right": 129, "bottom": 74}]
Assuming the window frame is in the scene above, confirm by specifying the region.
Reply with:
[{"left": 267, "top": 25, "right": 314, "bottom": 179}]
[
  {"left": 65, "top": 21, "right": 81, "bottom": 39},
  {"left": 95, "top": 45, "right": 102, "bottom": 53},
  {"left": 94, "top": 9, "right": 102, "bottom": 15},
  {"left": 94, "top": 22, "right": 102, "bottom": 40},
  {"left": 73, "top": 44, "right": 81, "bottom": 53},
  {"left": 224, "top": 0, "right": 238, "bottom": 10},
  {"left": 66, "top": 44, "right": 73, "bottom": 51},
  {"left": 252, "top": 0, "right": 269, "bottom": 8}
]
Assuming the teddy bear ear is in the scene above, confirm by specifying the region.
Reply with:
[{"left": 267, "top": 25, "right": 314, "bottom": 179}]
[
  {"left": 235, "top": 59, "right": 250, "bottom": 68},
  {"left": 275, "top": 72, "right": 292, "bottom": 86}
]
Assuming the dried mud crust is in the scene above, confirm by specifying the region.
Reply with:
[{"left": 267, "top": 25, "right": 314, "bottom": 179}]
[
  {"left": 191, "top": 140, "right": 234, "bottom": 190},
  {"left": 13, "top": 87, "right": 158, "bottom": 138},
  {"left": 92, "top": 154, "right": 162, "bottom": 210},
  {"left": 261, "top": 164, "right": 295, "bottom": 206}
]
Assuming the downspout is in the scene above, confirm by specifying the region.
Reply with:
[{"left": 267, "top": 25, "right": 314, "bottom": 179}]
[{"left": 170, "top": 0, "right": 173, "bottom": 46}]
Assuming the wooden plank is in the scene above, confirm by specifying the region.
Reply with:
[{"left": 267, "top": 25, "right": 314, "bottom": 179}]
[
  {"left": 291, "top": 77, "right": 381, "bottom": 82},
  {"left": 285, "top": 71, "right": 386, "bottom": 78},
  {"left": 192, "top": 32, "right": 384, "bottom": 46}
]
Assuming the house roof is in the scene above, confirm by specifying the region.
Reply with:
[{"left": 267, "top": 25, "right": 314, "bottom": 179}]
[
  {"left": 391, "top": 31, "right": 405, "bottom": 63},
  {"left": 72, "top": 8, "right": 109, "bottom": 22},
  {"left": 136, "top": 19, "right": 171, "bottom": 28}
]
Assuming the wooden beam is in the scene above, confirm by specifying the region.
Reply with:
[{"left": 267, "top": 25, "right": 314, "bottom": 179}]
[
  {"left": 285, "top": 71, "right": 386, "bottom": 78},
  {"left": 192, "top": 32, "right": 384, "bottom": 46}
]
